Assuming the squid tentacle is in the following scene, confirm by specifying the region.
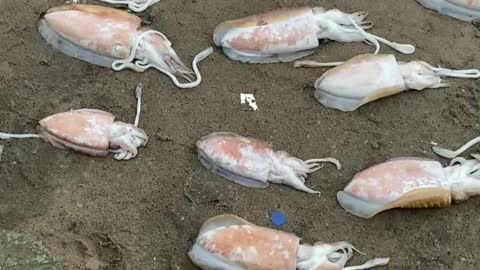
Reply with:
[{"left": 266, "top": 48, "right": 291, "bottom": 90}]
[
  {"left": 294, "top": 60, "right": 345, "bottom": 68},
  {"left": 344, "top": 17, "right": 415, "bottom": 55},
  {"left": 112, "top": 30, "right": 213, "bottom": 88},
  {"left": 343, "top": 258, "right": 391, "bottom": 270},
  {"left": 450, "top": 157, "right": 468, "bottom": 166},
  {"left": 294, "top": 16, "right": 415, "bottom": 68},
  {"left": 134, "top": 83, "right": 143, "bottom": 127},
  {"left": 348, "top": 17, "right": 415, "bottom": 55},
  {"left": 100, "top": 0, "right": 157, "bottom": 12},
  {"left": 432, "top": 67, "right": 480, "bottom": 78},
  {"left": 304, "top": 158, "right": 342, "bottom": 171},
  {"left": 433, "top": 136, "right": 480, "bottom": 159},
  {"left": 297, "top": 242, "right": 387, "bottom": 270},
  {"left": 142, "top": 46, "right": 213, "bottom": 88},
  {"left": 0, "top": 133, "right": 41, "bottom": 139}
]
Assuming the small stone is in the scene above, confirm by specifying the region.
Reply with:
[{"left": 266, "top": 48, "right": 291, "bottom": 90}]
[
  {"left": 39, "top": 58, "right": 51, "bottom": 66},
  {"left": 0, "top": 61, "right": 15, "bottom": 80},
  {"left": 0, "top": 145, "right": 3, "bottom": 162},
  {"left": 74, "top": 239, "right": 91, "bottom": 256},
  {"left": 156, "top": 133, "right": 172, "bottom": 142},
  {"left": 370, "top": 141, "right": 380, "bottom": 149},
  {"left": 85, "top": 257, "right": 101, "bottom": 270}
]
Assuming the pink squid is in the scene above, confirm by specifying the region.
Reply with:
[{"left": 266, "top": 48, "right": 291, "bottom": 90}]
[
  {"left": 417, "top": 0, "right": 480, "bottom": 22},
  {"left": 0, "top": 84, "right": 148, "bottom": 160},
  {"left": 189, "top": 214, "right": 390, "bottom": 270},
  {"left": 196, "top": 132, "right": 341, "bottom": 194},
  {"left": 213, "top": 7, "right": 415, "bottom": 63},
  {"left": 337, "top": 157, "right": 480, "bottom": 218},
  {"left": 38, "top": 4, "right": 213, "bottom": 88},
  {"left": 294, "top": 54, "right": 480, "bottom": 111}
]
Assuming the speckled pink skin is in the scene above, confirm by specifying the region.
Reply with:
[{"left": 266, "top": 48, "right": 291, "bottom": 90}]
[
  {"left": 191, "top": 217, "right": 299, "bottom": 270},
  {"left": 33, "top": 109, "right": 148, "bottom": 160},
  {"left": 40, "top": 4, "right": 141, "bottom": 63},
  {"left": 213, "top": 7, "right": 377, "bottom": 63},
  {"left": 214, "top": 8, "right": 320, "bottom": 58},
  {"left": 37, "top": 4, "right": 191, "bottom": 80},
  {"left": 38, "top": 109, "right": 114, "bottom": 156},
  {"left": 338, "top": 158, "right": 480, "bottom": 218},
  {"left": 344, "top": 159, "right": 448, "bottom": 202},
  {"left": 310, "top": 54, "right": 480, "bottom": 112},
  {"left": 189, "top": 215, "right": 390, "bottom": 270},
  {"left": 196, "top": 132, "right": 340, "bottom": 194},
  {"left": 41, "top": 6, "right": 170, "bottom": 63}
]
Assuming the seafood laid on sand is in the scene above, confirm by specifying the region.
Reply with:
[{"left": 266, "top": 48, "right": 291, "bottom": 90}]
[
  {"left": 294, "top": 54, "right": 480, "bottom": 111},
  {"left": 38, "top": 4, "right": 213, "bottom": 88},
  {"left": 0, "top": 84, "right": 148, "bottom": 160},
  {"left": 337, "top": 157, "right": 480, "bottom": 218},
  {"left": 189, "top": 214, "right": 390, "bottom": 270},
  {"left": 417, "top": 0, "right": 480, "bottom": 22},
  {"left": 213, "top": 7, "right": 415, "bottom": 63},
  {"left": 196, "top": 132, "right": 341, "bottom": 194}
]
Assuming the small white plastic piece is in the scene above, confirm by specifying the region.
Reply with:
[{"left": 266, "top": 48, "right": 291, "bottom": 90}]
[{"left": 240, "top": 93, "right": 258, "bottom": 111}]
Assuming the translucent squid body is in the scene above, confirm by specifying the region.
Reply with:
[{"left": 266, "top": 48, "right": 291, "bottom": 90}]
[
  {"left": 196, "top": 132, "right": 341, "bottom": 195},
  {"left": 189, "top": 214, "right": 390, "bottom": 270},
  {"left": 417, "top": 0, "right": 480, "bottom": 22},
  {"left": 337, "top": 157, "right": 480, "bottom": 218},
  {"left": 294, "top": 54, "right": 480, "bottom": 111},
  {"left": 0, "top": 84, "right": 148, "bottom": 161},
  {"left": 38, "top": 4, "right": 213, "bottom": 88},
  {"left": 213, "top": 7, "right": 415, "bottom": 64}
]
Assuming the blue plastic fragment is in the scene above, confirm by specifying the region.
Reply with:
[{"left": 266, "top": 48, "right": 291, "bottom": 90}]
[{"left": 271, "top": 212, "right": 285, "bottom": 227}]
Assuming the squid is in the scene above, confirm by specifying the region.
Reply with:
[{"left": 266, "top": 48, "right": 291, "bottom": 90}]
[
  {"left": 189, "top": 214, "right": 390, "bottom": 270},
  {"left": 294, "top": 54, "right": 480, "bottom": 111},
  {"left": 337, "top": 157, "right": 480, "bottom": 218},
  {"left": 38, "top": 4, "right": 213, "bottom": 88},
  {"left": 196, "top": 132, "right": 340, "bottom": 195},
  {"left": 417, "top": 0, "right": 480, "bottom": 22},
  {"left": 213, "top": 7, "right": 415, "bottom": 64},
  {"left": 0, "top": 84, "right": 148, "bottom": 161}
]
